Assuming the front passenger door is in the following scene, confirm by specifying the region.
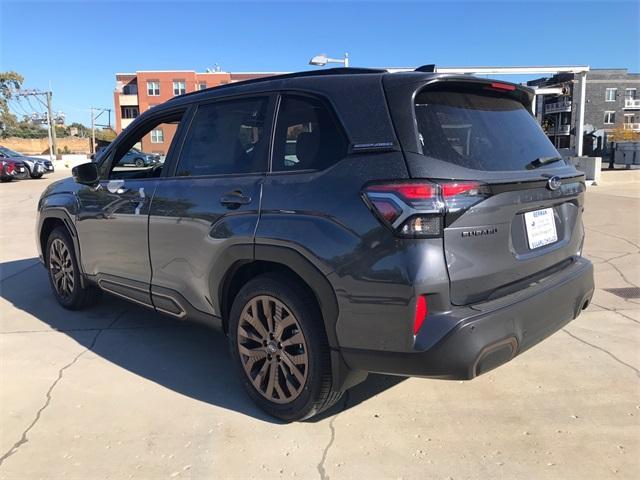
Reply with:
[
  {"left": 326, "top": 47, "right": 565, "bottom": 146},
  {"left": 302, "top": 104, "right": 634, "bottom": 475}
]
[
  {"left": 75, "top": 108, "right": 188, "bottom": 306},
  {"left": 148, "top": 95, "right": 274, "bottom": 319}
]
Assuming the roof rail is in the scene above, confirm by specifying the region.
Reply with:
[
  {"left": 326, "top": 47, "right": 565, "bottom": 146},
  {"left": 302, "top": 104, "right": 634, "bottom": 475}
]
[
  {"left": 171, "top": 67, "right": 387, "bottom": 100},
  {"left": 415, "top": 64, "right": 436, "bottom": 73}
]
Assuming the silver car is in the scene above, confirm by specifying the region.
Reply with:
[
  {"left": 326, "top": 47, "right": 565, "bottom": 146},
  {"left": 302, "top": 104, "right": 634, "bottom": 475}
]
[{"left": 0, "top": 146, "right": 54, "bottom": 179}]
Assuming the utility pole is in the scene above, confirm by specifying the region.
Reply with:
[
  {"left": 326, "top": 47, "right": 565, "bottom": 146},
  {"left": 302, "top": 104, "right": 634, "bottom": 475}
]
[
  {"left": 46, "top": 91, "right": 58, "bottom": 156},
  {"left": 15, "top": 89, "right": 58, "bottom": 160},
  {"left": 90, "top": 107, "right": 111, "bottom": 154},
  {"left": 91, "top": 107, "right": 96, "bottom": 154}
]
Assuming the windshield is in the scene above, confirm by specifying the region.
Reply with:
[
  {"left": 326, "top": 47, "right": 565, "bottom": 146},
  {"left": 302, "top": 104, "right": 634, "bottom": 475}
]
[
  {"left": 0, "top": 146, "right": 24, "bottom": 157},
  {"left": 414, "top": 90, "right": 562, "bottom": 171}
]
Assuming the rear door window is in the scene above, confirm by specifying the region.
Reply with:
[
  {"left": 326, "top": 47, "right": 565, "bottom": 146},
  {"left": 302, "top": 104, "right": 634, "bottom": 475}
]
[
  {"left": 272, "top": 95, "right": 348, "bottom": 172},
  {"left": 414, "top": 89, "right": 561, "bottom": 171}
]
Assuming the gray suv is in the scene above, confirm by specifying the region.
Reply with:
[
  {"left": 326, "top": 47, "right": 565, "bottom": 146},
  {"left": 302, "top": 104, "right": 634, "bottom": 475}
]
[{"left": 36, "top": 68, "right": 594, "bottom": 421}]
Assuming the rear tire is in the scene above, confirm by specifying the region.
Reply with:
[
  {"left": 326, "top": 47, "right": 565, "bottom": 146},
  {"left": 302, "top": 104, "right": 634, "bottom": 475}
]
[
  {"left": 30, "top": 172, "right": 43, "bottom": 179},
  {"left": 46, "top": 226, "right": 101, "bottom": 310},
  {"left": 134, "top": 158, "right": 144, "bottom": 167},
  {"left": 229, "top": 273, "right": 342, "bottom": 422}
]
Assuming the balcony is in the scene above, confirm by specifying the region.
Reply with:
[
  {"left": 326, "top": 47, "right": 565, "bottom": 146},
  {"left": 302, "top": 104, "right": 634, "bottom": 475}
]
[
  {"left": 121, "top": 118, "right": 135, "bottom": 129},
  {"left": 623, "top": 123, "right": 640, "bottom": 131},
  {"left": 119, "top": 94, "right": 138, "bottom": 107},
  {"left": 624, "top": 98, "right": 640, "bottom": 109},
  {"left": 546, "top": 124, "right": 571, "bottom": 135},
  {"left": 545, "top": 99, "right": 572, "bottom": 114}
]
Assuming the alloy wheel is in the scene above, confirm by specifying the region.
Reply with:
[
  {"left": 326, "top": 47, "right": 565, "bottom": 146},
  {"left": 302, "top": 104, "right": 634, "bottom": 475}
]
[
  {"left": 49, "top": 238, "right": 74, "bottom": 298},
  {"left": 237, "top": 295, "right": 309, "bottom": 404}
]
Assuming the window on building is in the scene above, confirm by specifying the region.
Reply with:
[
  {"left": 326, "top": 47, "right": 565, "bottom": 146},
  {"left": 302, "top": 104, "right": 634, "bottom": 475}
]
[
  {"left": 272, "top": 95, "right": 348, "bottom": 172},
  {"left": 605, "top": 88, "right": 617, "bottom": 102},
  {"left": 173, "top": 80, "right": 186, "bottom": 96},
  {"left": 122, "top": 106, "right": 139, "bottom": 119},
  {"left": 151, "top": 129, "right": 164, "bottom": 143},
  {"left": 604, "top": 111, "right": 616, "bottom": 124},
  {"left": 175, "top": 96, "right": 269, "bottom": 176},
  {"left": 197, "top": 82, "right": 207, "bottom": 91},
  {"left": 122, "top": 84, "right": 138, "bottom": 95},
  {"left": 625, "top": 88, "right": 637, "bottom": 99},
  {"left": 147, "top": 81, "right": 160, "bottom": 96}
]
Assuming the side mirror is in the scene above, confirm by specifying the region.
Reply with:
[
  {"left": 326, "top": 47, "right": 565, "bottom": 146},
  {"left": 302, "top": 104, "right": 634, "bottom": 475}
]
[{"left": 72, "top": 162, "right": 99, "bottom": 186}]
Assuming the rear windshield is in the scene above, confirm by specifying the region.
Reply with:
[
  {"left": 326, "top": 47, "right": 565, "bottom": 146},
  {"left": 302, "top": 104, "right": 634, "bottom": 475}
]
[{"left": 414, "top": 89, "right": 562, "bottom": 171}]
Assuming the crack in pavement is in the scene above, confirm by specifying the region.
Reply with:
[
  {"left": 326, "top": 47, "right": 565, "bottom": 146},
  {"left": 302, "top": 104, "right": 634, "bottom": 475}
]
[
  {"left": 591, "top": 302, "right": 640, "bottom": 325},
  {"left": 585, "top": 226, "right": 640, "bottom": 252},
  {"left": 317, "top": 391, "right": 350, "bottom": 480},
  {"left": 587, "top": 251, "right": 640, "bottom": 292},
  {"left": 0, "top": 309, "right": 128, "bottom": 467},
  {"left": 562, "top": 328, "right": 640, "bottom": 379}
]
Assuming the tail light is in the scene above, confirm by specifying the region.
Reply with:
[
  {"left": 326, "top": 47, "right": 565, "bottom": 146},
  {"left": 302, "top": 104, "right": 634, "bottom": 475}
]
[
  {"left": 363, "top": 180, "right": 490, "bottom": 237},
  {"left": 2, "top": 161, "right": 15, "bottom": 175}
]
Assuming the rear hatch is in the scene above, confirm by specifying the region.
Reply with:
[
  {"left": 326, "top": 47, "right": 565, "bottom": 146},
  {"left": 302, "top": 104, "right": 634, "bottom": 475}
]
[{"left": 393, "top": 78, "right": 585, "bottom": 305}]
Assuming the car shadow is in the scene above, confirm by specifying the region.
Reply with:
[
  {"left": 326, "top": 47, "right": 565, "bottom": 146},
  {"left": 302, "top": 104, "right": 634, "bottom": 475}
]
[{"left": 0, "top": 257, "right": 405, "bottom": 424}]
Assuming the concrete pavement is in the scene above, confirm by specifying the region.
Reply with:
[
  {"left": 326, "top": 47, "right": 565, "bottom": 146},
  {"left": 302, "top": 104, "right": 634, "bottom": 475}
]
[{"left": 1, "top": 170, "right": 638, "bottom": 479}]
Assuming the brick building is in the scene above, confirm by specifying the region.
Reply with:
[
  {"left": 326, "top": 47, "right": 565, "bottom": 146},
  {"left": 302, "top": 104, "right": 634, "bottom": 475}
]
[
  {"left": 528, "top": 68, "right": 640, "bottom": 154},
  {"left": 113, "top": 70, "right": 283, "bottom": 155}
]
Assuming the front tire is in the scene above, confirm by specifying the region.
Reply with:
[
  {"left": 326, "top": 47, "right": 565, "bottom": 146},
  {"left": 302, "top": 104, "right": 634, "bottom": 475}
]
[
  {"left": 46, "top": 227, "right": 100, "bottom": 310},
  {"left": 229, "top": 274, "right": 342, "bottom": 422},
  {"left": 134, "top": 158, "right": 145, "bottom": 167}
]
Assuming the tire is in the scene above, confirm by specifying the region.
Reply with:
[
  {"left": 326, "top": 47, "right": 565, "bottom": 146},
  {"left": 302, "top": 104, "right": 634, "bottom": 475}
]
[
  {"left": 134, "top": 158, "right": 144, "bottom": 167},
  {"left": 30, "top": 172, "right": 43, "bottom": 179},
  {"left": 229, "top": 273, "right": 342, "bottom": 422},
  {"left": 0, "top": 177, "right": 13, "bottom": 182},
  {"left": 46, "top": 226, "right": 101, "bottom": 310}
]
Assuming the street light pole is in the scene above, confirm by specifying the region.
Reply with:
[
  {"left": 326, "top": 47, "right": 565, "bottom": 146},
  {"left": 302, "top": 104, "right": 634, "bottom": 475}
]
[{"left": 309, "top": 53, "right": 350, "bottom": 67}]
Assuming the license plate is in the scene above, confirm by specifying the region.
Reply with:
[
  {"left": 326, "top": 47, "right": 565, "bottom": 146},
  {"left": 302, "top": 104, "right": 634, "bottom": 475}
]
[
  {"left": 524, "top": 208, "right": 558, "bottom": 249},
  {"left": 18, "top": 167, "right": 24, "bottom": 172}
]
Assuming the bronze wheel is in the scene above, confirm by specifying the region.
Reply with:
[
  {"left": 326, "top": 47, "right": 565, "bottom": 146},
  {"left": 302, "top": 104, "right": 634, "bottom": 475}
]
[
  {"left": 237, "top": 295, "right": 309, "bottom": 404},
  {"left": 49, "top": 238, "right": 75, "bottom": 299}
]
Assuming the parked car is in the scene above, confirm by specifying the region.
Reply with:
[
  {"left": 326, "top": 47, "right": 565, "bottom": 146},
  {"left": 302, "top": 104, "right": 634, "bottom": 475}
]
[
  {"left": 114, "top": 148, "right": 161, "bottom": 168},
  {"left": 36, "top": 67, "right": 594, "bottom": 421},
  {"left": 0, "top": 146, "right": 54, "bottom": 178},
  {"left": 1, "top": 158, "right": 27, "bottom": 182}
]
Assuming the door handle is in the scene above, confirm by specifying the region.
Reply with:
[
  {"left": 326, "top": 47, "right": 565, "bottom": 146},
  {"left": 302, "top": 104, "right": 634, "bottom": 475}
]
[{"left": 220, "top": 190, "right": 252, "bottom": 207}]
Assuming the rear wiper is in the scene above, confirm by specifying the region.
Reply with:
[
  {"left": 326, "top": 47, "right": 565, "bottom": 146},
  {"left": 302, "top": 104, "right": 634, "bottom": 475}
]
[{"left": 526, "top": 156, "right": 563, "bottom": 170}]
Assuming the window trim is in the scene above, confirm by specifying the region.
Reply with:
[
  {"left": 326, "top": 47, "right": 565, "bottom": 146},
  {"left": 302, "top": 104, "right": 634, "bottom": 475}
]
[
  {"left": 604, "top": 111, "right": 616, "bottom": 125},
  {"left": 173, "top": 79, "right": 186, "bottom": 96},
  {"left": 605, "top": 88, "right": 617, "bottom": 102},
  {"left": 150, "top": 128, "right": 164, "bottom": 143},
  {"left": 147, "top": 80, "right": 160, "bottom": 96},
  {"left": 267, "top": 91, "right": 350, "bottom": 175}
]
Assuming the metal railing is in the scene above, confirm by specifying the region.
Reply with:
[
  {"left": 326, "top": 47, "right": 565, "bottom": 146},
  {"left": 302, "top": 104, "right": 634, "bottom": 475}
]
[
  {"left": 545, "top": 99, "right": 572, "bottom": 114},
  {"left": 624, "top": 98, "right": 640, "bottom": 109}
]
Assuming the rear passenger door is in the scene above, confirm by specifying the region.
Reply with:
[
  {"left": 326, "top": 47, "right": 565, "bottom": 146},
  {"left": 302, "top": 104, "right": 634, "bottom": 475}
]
[{"left": 148, "top": 95, "right": 274, "bottom": 320}]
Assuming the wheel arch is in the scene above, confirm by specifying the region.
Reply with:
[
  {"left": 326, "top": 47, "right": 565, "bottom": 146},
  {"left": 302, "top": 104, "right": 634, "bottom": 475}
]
[
  {"left": 38, "top": 206, "right": 86, "bottom": 284},
  {"left": 216, "top": 244, "right": 364, "bottom": 392}
]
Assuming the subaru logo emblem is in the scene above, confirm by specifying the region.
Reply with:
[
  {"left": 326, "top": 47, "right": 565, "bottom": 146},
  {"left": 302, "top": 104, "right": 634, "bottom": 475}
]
[{"left": 547, "top": 176, "right": 562, "bottom": 191}]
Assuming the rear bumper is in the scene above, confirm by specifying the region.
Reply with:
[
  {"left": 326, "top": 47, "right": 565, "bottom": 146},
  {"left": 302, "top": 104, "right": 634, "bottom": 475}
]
[{"left": 341, "top": 257, "right": 594, "bottom": 380}]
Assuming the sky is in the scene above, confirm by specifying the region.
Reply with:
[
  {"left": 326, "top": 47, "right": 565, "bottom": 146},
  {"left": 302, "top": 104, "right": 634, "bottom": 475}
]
[{"left": 1, "top": 0, "right": 639, "bottom": 126}]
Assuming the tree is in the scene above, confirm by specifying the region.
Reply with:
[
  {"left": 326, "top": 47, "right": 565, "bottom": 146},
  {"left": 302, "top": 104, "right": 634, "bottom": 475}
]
[
  {"left": 0, "top": 71, "right": 24, "bottom": 128},
  {"left": 609, "top": 122, "right": 640, "bottom": 143}
]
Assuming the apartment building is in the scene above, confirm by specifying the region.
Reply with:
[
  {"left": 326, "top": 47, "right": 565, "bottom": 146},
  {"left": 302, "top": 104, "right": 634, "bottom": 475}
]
[
  {"left": 114, "top": 70, "right": 282, "bottom": 155},
  {"left": 529, "top": 68, "right": 640, "bottom": 154}
]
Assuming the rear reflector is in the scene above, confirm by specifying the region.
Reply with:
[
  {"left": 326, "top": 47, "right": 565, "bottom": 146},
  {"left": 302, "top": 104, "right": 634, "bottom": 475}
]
[
  {"left": 370, "top": 198, "right": 402, "bottom": 223},
  {"left": 414, "top": 295, "right": 428, "bottom": 335}
]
